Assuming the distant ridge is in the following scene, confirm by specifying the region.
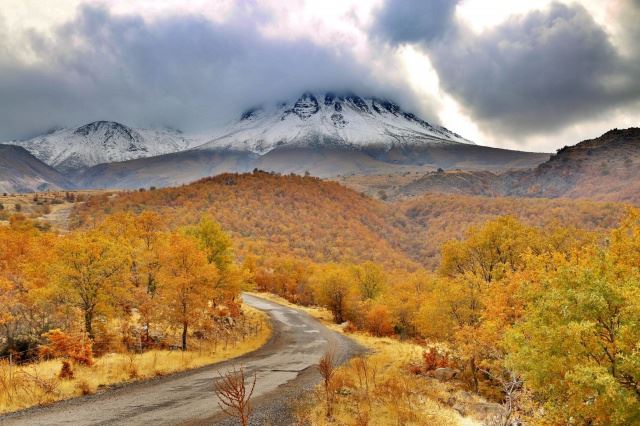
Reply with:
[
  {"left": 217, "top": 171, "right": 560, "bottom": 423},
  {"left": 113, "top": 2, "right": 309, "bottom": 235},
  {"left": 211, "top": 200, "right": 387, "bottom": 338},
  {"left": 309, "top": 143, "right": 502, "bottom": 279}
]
[
  {"left": 0, "top": 145, "right": 73, "bottom": 193},
  {"left": 394, "top": 128, "right": 640, "bottom": 203}
]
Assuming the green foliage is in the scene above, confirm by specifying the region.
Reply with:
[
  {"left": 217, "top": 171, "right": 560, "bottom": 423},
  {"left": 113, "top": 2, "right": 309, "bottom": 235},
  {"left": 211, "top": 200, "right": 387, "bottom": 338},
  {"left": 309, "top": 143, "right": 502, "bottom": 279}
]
[
  {"left": 184, "top": 216, "right": 233, "bottom": 271},
  {"left": 352, "top": 261, "right": 387, "bottom": 300},
  {"left": 506, "top": 238, "right": 640, "bottom": 424}
]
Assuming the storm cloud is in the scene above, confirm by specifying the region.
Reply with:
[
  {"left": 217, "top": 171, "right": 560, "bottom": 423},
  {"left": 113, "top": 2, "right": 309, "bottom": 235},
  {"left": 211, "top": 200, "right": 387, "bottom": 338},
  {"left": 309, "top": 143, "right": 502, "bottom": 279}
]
[
  {"left": 375, "top": 0, "right": 640, "bottom": 140},
  {"left": 0, "top": 4, "right": 397, "bottom": 140},
  {"left": 372, "top": 0, "right": 457, "bottom": 44}
]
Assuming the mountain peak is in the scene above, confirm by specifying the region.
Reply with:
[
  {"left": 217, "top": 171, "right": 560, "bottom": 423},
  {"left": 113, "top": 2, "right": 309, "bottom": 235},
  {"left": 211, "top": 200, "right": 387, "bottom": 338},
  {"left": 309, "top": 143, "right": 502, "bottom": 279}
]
[
  {"left": 74, "top": 121, "right": 136, "bottom": 139},
  {"left": 208, "top": 90, "right": 473, "bottom": 155},
  {"left": 11, "top": 121, "right": 202, "bottom": 173}
]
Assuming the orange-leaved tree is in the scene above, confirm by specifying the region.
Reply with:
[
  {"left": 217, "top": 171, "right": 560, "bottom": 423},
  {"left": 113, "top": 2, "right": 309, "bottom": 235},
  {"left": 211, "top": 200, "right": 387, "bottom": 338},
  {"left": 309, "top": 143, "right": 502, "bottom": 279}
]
[{"left": 159, "top": 233, "right": 219, "bottom": 351}]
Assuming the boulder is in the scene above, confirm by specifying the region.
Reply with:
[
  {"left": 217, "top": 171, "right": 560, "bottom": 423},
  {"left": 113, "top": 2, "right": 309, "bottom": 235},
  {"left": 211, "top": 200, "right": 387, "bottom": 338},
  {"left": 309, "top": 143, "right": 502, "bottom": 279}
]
[{"left": 429, "top": 367, "right": 461, "bottom": 381}]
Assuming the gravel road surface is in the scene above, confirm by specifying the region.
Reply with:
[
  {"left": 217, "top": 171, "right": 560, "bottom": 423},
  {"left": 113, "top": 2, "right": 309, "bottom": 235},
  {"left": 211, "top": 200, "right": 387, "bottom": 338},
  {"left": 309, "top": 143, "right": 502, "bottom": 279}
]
[{"left": 0, "top": 294, "right": 364, "bottom": 425}]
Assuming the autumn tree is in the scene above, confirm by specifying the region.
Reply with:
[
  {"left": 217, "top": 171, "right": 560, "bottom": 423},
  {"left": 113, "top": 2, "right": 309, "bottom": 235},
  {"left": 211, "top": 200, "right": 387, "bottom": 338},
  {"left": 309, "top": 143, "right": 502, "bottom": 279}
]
[
  {"left": 53, "top": 230, "right": 127, "bottom": 338},
  {"left": 184, "top": 216, "right": 243, "bottom": 305},
  {"left": 313, "top": 265, "right": 356, "bottom": 324},
  {"left": 0, "top": 221, "right": 61, "bottom": 356},
  {"left": 185, "top": 216, "right": 233, "bottom": 271},
  {"left": 421, "top": 217, "right": 544, "bottom": 391},
  {"left": 129, "top": 212, "right": 166, "bottom": 340},
  {"left": 159, "top": 233, "right": 219, "bottom": 350},
  {"left": 352, "top": 261, "right": 387, "bottom": 300},
  {"left": 506, "top": 218, "right": 640, "bottom": 424}
]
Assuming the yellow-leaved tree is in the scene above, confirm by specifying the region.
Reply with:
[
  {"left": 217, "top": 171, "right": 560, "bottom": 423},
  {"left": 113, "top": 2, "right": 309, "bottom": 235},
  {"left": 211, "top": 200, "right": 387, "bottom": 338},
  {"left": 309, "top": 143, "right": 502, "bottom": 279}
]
[
  {"left": 184, "top": 216, "right": 243, "bottom": 306},
  {"left": 53, "top": 230, "right": 128, "bottom": 338},
  {"left": 159, "top": 233, "right": 219, "bottom": 351},
  {"left": 505, "top": 211, "right": 640, "bottom": 425}
]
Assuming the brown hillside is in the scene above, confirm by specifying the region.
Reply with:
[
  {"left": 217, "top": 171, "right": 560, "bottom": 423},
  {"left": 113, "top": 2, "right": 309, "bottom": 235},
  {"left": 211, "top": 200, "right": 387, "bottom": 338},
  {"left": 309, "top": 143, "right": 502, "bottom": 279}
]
[
  {"left": 72, "top": 171, "right": 628, "bottom": 270},
  {"left": 72, "top": 171, "right": 421, "bottom": 270},
  {"left": 391, "top": 128, "right": 640, "bottom": 203},
  {"left": 398, "top": 193, "right": 626, "bottom": 266}
]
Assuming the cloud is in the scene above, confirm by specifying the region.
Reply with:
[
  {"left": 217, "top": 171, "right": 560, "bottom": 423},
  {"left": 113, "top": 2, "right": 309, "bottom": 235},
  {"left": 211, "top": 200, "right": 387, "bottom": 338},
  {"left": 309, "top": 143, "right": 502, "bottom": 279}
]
[
  {"left": 374, "top": 1, "right": 640, "bottom": 142},
  {"left": 373, "top": 0, "right": 458, "bottom": 44},
  {"left": 0, "top": 4, "right": 412, "bottom": 140}
]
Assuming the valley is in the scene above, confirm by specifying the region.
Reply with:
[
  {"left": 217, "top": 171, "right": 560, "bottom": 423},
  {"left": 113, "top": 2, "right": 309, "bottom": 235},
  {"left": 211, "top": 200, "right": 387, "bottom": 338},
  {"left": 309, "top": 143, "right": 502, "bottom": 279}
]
[
  {"left": 3, "top": 99, "right": 638, "bottom": 425},
  {"left": 4, "top": 1, "right": 640, "bottom": 424}
]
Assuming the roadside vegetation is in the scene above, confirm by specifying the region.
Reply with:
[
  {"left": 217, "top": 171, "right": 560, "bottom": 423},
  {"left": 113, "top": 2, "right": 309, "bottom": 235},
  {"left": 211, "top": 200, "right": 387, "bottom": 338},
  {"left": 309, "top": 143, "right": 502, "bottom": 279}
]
[
  {"left": 251, "top": 212, "right": 640, "bottom": 425},
  {"left": 0, "top": 212, "right": 270, "bottom": 414},
  {"left": 0, "top": 306, "right": 269, "bottom": 413}
]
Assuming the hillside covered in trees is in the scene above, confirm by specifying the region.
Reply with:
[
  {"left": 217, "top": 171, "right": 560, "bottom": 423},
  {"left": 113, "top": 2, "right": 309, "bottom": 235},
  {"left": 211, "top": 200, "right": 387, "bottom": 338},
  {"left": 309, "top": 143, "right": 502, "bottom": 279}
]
[{"left": 72, "top": 171, "right": 629, "bottom": 269}]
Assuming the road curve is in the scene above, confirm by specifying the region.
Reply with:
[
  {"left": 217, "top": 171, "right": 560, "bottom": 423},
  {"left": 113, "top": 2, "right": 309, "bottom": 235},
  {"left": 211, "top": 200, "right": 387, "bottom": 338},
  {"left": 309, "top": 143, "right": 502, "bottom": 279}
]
[{"left": 0, "top": 294, "right": 364, "bottom": 426}]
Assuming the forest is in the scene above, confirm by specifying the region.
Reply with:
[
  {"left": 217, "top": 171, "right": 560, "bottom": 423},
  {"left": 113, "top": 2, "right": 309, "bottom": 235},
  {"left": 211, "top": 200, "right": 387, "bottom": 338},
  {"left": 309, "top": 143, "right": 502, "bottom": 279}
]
[
  {"left": 2, "top": 171, "right": 639, "bottom": 424},
  {"left": 71, "top": 171, "right": 627, "bottom": 269}
]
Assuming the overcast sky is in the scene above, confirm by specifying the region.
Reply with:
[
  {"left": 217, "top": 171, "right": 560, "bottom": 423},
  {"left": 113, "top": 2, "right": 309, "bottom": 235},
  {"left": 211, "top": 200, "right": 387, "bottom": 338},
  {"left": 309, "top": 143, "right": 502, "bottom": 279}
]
[{"left": 1, "top": 0, "right": 638, "bottom": 151}]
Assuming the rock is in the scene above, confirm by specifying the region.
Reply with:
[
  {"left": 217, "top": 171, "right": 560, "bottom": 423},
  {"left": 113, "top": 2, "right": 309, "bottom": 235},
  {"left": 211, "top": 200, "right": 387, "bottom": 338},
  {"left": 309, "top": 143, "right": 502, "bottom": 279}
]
[
  {"left": 452, "top": 403, "right": 466, "bottom": 416},
  {"left": 466, "top": 402, "right": 506, "bottom": 422},
  {"left": 429, "top": 367, "right": 461, "bottom": 381}
]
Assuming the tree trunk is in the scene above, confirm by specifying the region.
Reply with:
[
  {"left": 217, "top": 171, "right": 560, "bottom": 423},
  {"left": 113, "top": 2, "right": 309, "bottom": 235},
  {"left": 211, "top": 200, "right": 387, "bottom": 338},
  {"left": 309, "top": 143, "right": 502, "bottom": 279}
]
[
  {"left": 84, "top": 309, "right": 93, "bottom": 339},
  {"left": 470, "top": 357, "right": 479, "bottom": 393},
  {"left": 182, "top": 322, "right": 188, "bottom": 351}
]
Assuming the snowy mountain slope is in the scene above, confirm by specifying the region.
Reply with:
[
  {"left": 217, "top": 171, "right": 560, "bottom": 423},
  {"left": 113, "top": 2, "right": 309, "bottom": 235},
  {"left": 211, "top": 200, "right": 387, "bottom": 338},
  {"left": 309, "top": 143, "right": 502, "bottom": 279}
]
[
  {"left": 10, "top": 121, "right": 205, "bottom": 173},
  {"left": 196, "top": 92, "right": 473, "bottom": 154}
]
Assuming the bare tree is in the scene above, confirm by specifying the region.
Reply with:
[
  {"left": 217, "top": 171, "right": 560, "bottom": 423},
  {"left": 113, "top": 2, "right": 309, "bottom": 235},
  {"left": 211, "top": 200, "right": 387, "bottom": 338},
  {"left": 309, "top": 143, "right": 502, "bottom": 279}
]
[
  {"left": 214, "top": 366, "right": 257, "bottom": 426},
  {"left": 481, "top": 369, "right": 523, "bottom": 426},
  {"left": 318, "top": 350, "right": 337, "bottom": 418}
]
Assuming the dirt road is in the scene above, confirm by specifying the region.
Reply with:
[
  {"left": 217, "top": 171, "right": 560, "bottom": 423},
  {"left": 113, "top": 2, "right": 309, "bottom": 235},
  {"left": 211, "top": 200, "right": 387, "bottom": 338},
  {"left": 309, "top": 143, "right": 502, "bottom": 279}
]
[{"left": 0, "top": 294, "right": 363, "bottom": 425}]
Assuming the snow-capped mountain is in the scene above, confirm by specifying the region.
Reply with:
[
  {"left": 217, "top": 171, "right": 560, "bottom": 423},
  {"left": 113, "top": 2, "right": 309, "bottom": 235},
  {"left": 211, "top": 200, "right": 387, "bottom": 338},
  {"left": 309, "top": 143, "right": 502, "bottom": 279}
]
[
  {"left": 197, "top": 92, "right": 473, "bottom": 154},
  {"left": 10, "top": 121, "right": 203, "bottom": 173},
  {"left": 9, "top": 93, "right": 471, "bottom": 175},
  {"left": 76, "top": 92, "right": 549, "bottom": 190}
]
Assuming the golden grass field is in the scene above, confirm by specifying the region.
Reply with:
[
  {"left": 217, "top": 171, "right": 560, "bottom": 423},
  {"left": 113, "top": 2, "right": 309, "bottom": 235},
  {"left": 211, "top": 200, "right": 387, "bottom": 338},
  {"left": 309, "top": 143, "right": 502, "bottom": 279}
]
[
  {"left": 0, "top": 190, "right": 109, "bottom": 230},
  {"left": 0, "top": 304, "right": 271, "bottom": 414}
]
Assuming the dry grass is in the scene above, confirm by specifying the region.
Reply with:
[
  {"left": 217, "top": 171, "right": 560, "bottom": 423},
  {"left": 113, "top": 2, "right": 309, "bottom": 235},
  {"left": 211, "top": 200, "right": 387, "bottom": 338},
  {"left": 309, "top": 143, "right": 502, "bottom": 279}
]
[
  {"left": 249, "top": 292, "right": 482, "bottom": 426},
  {"left": 0, "top": 305, "right": 271, "bottom": 414},
  {"left": 0, "top": 190, "right": 98, "bottom": 230},
  {"left": 297, "top": 334, "right": 475, "bottom": 426}
]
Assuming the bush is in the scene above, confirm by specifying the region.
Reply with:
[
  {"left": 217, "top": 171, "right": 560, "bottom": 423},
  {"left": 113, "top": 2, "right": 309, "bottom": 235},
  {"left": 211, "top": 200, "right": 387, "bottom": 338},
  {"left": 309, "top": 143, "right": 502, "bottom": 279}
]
[
  {"left": 40, "top": 330, "right": 94, "bottom": 366},
  {"left": 59, "top": 361, "right": 74, "bottom": 380},
  {"left": 421, "top": 348, "right": 451, "bottom": 371},
  {"left": 364, "top": 305, "right": 394, "bottom": 337}
]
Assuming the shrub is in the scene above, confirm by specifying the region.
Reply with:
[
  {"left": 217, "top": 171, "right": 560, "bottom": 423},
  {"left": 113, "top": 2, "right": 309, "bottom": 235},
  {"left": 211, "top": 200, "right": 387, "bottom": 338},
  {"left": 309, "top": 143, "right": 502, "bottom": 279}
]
[
  {"left": 77, "top": 380, "right": 92, "bottom": 395},
  {"left": 364, "top": 305, "right": 394, "bottom": 337},
  {"left": 421, "top": 347, "right": 450, "bottom": 371},
  {"left": 40, "top": 330, "right": 94, "bottom": 366},
  {"left": 59, "top": 361, "right": 74, "bottom": 380}
]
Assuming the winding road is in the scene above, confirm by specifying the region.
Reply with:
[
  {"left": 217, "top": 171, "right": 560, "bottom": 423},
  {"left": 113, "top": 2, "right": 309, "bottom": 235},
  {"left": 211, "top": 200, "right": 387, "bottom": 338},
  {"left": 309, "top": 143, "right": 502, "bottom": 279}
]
[{"left": 0, "top": 294, "right": 363, "bottom": 425}]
